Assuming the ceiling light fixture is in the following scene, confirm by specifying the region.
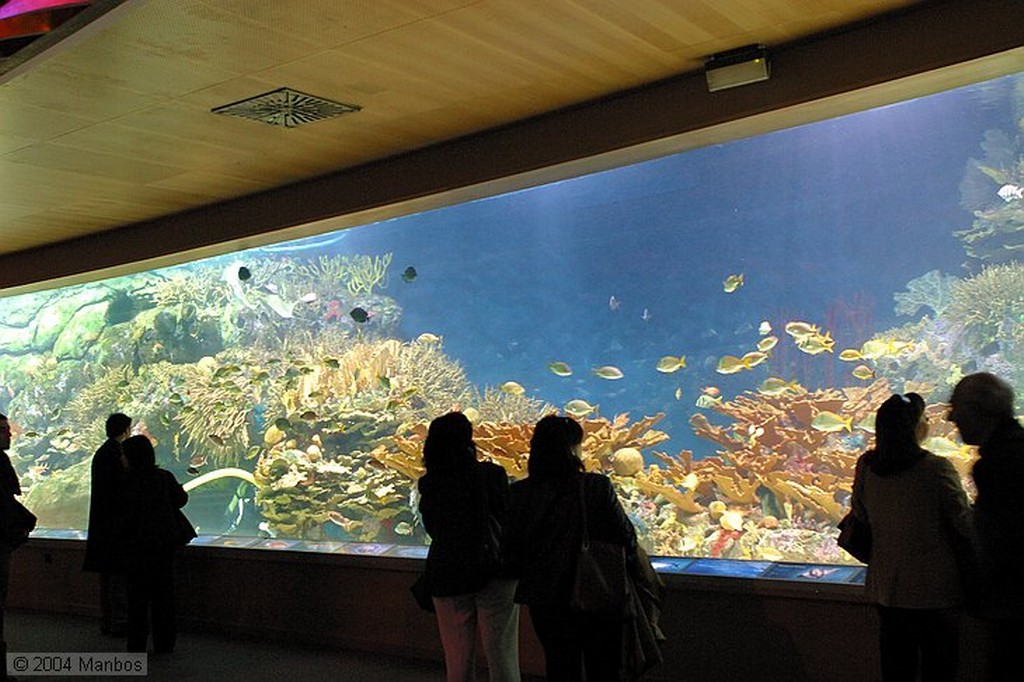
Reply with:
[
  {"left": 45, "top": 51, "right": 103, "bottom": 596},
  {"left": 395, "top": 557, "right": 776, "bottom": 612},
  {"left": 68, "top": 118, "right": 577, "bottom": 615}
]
[
  {"left": 704, "top": 44, "right": 771, "bottom": 93},
  {"left": 212, "top": 87, "right": 360, "bottom": 128}
]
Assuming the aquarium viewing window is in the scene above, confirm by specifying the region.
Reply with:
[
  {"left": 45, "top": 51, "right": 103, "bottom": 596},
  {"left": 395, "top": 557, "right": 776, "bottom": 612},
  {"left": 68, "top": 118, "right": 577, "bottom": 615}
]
[{"left": 4, "top": 70, "right": 1023, "bottom": 577}]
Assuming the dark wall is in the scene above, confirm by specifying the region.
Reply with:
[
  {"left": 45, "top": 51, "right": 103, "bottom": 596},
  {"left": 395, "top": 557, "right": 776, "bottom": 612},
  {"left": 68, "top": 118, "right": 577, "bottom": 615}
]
[{"left": 10, "top": 540, "right": 891, "bottom": 681}]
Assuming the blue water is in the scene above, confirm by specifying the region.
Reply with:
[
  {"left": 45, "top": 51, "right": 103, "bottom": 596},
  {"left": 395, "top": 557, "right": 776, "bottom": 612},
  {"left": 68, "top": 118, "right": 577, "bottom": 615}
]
[{"left": 269, "top": 74, "right": 1014, "bottom": 458}]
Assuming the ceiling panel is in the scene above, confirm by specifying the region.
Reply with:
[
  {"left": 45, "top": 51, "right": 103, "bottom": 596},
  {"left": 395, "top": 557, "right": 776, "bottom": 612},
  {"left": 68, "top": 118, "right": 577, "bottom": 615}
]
[{"left": 0, "top": 0, "right": 936, "bottom": 256}]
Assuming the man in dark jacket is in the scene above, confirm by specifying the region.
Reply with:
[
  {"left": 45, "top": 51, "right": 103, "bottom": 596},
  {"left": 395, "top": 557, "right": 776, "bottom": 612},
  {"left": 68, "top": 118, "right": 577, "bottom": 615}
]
[
  {"left": 83, "top": 412, "right": 131, "bottom": 637},
  {"left": 949, "top": 373, "right": 1024, "bottom": 680},
  {"left": 0, "top": 413, "right": 22, "bottom": 668}
]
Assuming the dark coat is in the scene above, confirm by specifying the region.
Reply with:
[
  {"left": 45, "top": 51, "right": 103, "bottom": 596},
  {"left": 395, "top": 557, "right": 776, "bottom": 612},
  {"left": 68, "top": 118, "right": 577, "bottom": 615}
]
[
  {"left": 83, "top": 439, "right": 127, "bottom": 573},
  {"left": 507, "top": 471, "right": 637, "bottom": 606},
  {"left": 972, "top": 418, "right": 1024, "bottom": 619},
  {"left": 123, "top": 467, "right": 188, "bottom": 557},
  {"left": 418, "top": 460, "right": 510, "bottom": 597}
]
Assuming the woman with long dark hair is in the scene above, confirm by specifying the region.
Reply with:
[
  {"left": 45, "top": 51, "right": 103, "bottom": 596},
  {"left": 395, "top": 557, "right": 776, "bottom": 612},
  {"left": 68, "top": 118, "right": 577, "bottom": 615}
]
[
  {"left": 507, "top": 415, "right": 638, "bottom": 682},
  {"left": 848, "top": 393, "right": 974, "bottom": 681},
  {"left": 418, "top": 412, "right": 519, "bottom": 682}
]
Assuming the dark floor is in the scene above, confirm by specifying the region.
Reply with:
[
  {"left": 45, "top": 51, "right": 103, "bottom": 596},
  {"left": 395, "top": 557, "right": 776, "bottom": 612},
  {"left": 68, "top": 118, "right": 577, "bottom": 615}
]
[{"left": 6, "top": 609, "right": 449, "bottom": 681}]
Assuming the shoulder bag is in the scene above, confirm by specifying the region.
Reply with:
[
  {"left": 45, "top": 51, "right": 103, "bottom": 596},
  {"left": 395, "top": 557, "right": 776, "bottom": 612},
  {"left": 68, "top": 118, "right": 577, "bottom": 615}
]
[{"left": 569, "top": 475, "right": 629, "bottom": 617}]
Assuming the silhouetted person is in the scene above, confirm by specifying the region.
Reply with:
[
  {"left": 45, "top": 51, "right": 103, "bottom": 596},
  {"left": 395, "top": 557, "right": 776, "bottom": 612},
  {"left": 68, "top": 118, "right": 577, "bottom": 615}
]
[
  {"left": 507, "top": 415, "right": 638, "bottom": 682},
  {"left": 850, "top": 393, "right": 975, "bottom": 681},
  {"left": 949, "top": 372, "right": 1024, "bottom": 680},
  {"left": 121, "top": 435, "right": 188, "bottom": 654},
  {"left": 0, "top": 413, "right": 22, "bottom": 670},
  {"left": 418, "top": 412, "right": 520, "bottom": 682},
  {"left": 83, "top": 412, "right": 131, "bottom": 637}
]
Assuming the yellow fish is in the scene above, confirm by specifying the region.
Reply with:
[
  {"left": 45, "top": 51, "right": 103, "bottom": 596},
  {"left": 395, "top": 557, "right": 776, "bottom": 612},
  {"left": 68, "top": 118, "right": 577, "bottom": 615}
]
[
  {"left": 723, "top": 273, "right": 744, "bottom": 293},
  {"left": 757, "top": 336, "right": 778, "bottom": 353},
  {"left": 810, "top": 411, "right": 852, "bottom": 433},
  {"left": 674, "top": 387, "right": 683, "bottom": 400},
  {"left": 758, "top": 377, "right": 800, "bottom": 396},
  {"left": 592, "top": 366, "right": 624, "bottom": 380},
  {"left": 859, "top": 339, "right": 890, "bottom": 360},
  {"left": 785, "top": 321, "right": 819, "bottom": 339},
  {"left": 855, "top": 413, "right": 876, "bottom": 433},
  {"left": 851, "top": 365, "right": 875, "bottom": 380},
  {"left": 656, "top": 356, "right": 686, "bottom": 373},
  {"left": 681, "top": 473, "right": 699, "bottom": 489},
  {"left": 462, "top": 407, "right": 481, "bottom": 423},
  {"left": 922, "top": 436, "right": 975, "bottom": 460},
  {"left": 838, "top": 349, "right": 863, "bottom": 362},
  {"left": 500, "top": 381, "right": 525, "bottom": 395},
  {"left": 564, "top": 399, "right": 597, "bottom": 418},
  {"left": 758, "top": 321, "right": 772, "bottom": 336},
  {"left": 548, "top": 361, "right": 573, "bottom": 377},
  {"left": 416, "top": 333, "right": 442, "bottom": 344},
  {"left": 796, "top": 332, "right": 834, "bottom": 355},
  {"left": 741, "top": 351, "right": 768, "bottom": 368},
  {"left": 715, "top": 355, "right": 748, "bottom": 375}
]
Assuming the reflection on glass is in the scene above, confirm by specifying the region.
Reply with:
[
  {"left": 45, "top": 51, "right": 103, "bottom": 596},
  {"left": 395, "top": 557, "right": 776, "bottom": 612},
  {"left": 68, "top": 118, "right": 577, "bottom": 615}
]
[{"left": 3, "top": 72, "right": 1023, "bottom": 568}]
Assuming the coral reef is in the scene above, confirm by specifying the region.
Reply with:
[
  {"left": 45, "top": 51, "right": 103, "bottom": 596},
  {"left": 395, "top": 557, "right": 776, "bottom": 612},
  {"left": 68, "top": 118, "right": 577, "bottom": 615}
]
[{"left": 894, "top": 270, "right": 958, "bottom": 317}]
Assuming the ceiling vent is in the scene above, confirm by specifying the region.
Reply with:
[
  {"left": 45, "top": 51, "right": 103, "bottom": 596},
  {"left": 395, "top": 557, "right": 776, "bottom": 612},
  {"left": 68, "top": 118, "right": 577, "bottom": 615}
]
[{"left": 211, "top": 87, "right": 360, "bottom": 128}]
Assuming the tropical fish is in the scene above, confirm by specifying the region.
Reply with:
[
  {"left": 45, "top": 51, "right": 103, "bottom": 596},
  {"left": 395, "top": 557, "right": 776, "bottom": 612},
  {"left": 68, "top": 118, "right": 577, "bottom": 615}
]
[
  {"left": 609, "top": 295, "right": 621, "bottom": 311},
  {"left": 394, "top": 521, "right": 414, "bottom": 535},
  {"left": 323, "top": 357, "right": 340, "bottom": 368},
  {"left": 784, "top": 321, "right": 819, "bottom": 339},
  {"left": 757, "top": 336, "right": 778, "bottom": 352},
  {"left": 299, "top": 410, "right": 318, "bottom": 421},
  {"left": 656, "top": 356, "right": 686, "bottom": 373},
  {"left": 720, "top": 510, "right": 744, "bottom": 532},
  {"left": 701, "top": 386, "right": 721, "bottom": 397},
  {"left": 998, "top": 183, "right": 1024, "bottom": 202},
  {"left": 681, "top": 473, "right": 699, "bottom": 490},
  {"left": 237, "top": 266, "right": 252, "bottom": 281},
  {"left": 273, "top": 417, "right": 292, "bottom": 431},
  {"left": 500, "top": 381, "right": 525, "bottom": 395},
  {"left": 922, "top": 436, "right": 974, "bottom": 459},
  {"left": 462, "top": 407, "right": 480, "bottom": 423},
  {"left": 402, "top": 266, "right": 418, "bottom": 282},
  {"left": 723, "top": 273, "right": 744, "bottom": 293},
  {"left": 796, "top": 332, "right": 834, "bottom": 355},
  {"left": 758, "top": 377, "right": 800, "bottom": 396},
  {"left": 564, "top": 399, "right": 597, "bottom": 418},
  {"left": 674, "top": 387, "right": 682, "bottom": 400},
  {"left": 350, "top": 307, "right": 370, "bottom": 323},
  {"left": 189, "top": 454, "right": 208, "bottom": 468},
  {"left": 265, "top": 294, "right": 295, "bottom": 319},
  {"left": 741, "top": 351, "right": 768, "bottom": 368},
  {"left": 759, "top": 321, "right": 772, "bottom": 336},
  {"left": 416, "top": 333, "right": 442, "bottom": 344},
  {"left": 298, "top": 292, "right": 317, "bottom": 303},
  {"left": 640, "top": 308, "right": 651, "bottom": 322},
  {"left": 854, "top": 413, "right": 876, "bottom": 433},
  {"left": 851, "top": 365, "right": 875, "bottom": 380},
  {"left": 187, "top": 466, "right": 201, "bottom": 476},
  {"left": 592, "top": 366, "right": 624, "bottom": 380},
  {"left": 222, "top": 262, "right": 258, "bottom": 310},
  {"left": 838, "top": 349, "right": 863, "bottom": 362},
  {"left": 695, "top": 394, "right": 722, "bottom": 409},
  {"left": 208, "top": 434, "right": 226, "bottom": 446},
  {"left": 810, "top": 411, "right": 853, "bottom": 433},
  {"left": 548, "top": 361, "right": 573, "bottom": 377},
  {"left": 715, "top": 355, "right": 748, "bottom": 375}
]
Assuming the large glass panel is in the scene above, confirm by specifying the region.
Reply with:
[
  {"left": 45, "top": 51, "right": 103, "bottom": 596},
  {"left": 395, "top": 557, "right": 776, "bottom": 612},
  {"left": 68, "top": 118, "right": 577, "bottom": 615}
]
[{"left": 5, "top": 72, "right": 1023, "bottom": 565}]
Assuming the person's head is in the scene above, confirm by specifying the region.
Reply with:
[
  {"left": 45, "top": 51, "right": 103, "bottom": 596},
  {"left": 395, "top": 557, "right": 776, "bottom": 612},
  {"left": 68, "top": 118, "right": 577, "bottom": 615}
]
[
  {"left": 122, "top": 435, "right": 156, "bottom": 470},
  {"left": 869, "top": 393, "right": 926, "bottom": 474},
  {"left": 0, "top": 413, "right": 10, "bottom": 452},
  {"left": 876, "top": 392, "right": 926, "bottom": 450},
  {"left": 105, "top": 413, "right": 132, "bottom": 441},
  {"left": 422, "top": 412, "right": 476, "bottom": 474},
  {"left": 528, "top": 414, "right": 585, "bottom": 479},
  {"left": 948, "top": 372, "right": 1015, "bottom": 446}
]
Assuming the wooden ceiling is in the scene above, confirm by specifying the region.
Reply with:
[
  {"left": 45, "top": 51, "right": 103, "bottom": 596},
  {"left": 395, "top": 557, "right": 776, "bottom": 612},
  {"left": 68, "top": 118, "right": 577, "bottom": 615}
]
[{"left": 0, "top": 0, "right": 927, "bottom": 259}]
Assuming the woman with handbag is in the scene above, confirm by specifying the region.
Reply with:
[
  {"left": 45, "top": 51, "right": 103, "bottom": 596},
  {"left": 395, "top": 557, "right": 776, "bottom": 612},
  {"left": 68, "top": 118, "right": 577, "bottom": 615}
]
[
  {"left": 848, "top": 393, "right": 975, "bottom": 681},
  {"left": 121, "top": 435, "right": 190, "bottom": 655},
  {"left": 507, "top": 415, "right": 638, "bottom": 682},
  {"left": 418, "top": 412, "right": 519, "bottom": 682}
]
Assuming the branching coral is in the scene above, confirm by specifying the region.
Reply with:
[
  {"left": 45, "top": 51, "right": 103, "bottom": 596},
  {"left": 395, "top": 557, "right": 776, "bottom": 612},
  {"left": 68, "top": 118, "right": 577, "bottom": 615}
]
[
  {"left": 946, "top": 263, "right": 1024, "bottom": 346},
  {"left": 894, "top": 270, "right": 958, "bottom": 317},
  {"left": 472, "top": 386, "right": 552, "bottom": 426}
]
